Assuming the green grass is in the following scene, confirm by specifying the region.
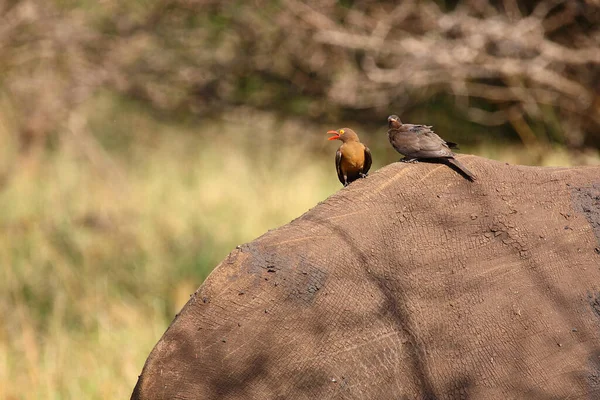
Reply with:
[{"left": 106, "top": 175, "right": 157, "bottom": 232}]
[{"left": 0, "top": 94, "right": 598, "bottom": 399}]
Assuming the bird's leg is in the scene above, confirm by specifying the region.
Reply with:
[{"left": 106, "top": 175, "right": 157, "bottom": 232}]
[
  {"left": 343, "top": 175, "right": 349, "bottom": 186},
  {"left": 359, "top": 172, "right": 368, "bottom": 178},
  {"left": 400, "top": 157, "right": 418, "bottom": 163}
]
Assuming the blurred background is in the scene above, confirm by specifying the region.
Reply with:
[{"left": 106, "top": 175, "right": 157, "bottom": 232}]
[{"left": 1, "top": 0, "right": 599, "bottom": 398}]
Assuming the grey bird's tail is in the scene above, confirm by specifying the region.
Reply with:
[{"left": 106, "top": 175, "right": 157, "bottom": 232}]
[{"left": 445, "top": 158, "right": 476, "bottom": 182}]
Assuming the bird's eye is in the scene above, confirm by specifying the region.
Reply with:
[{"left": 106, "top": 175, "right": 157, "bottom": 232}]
[{"left": 340, "top": 129, "right": 345, "bottom": 135}]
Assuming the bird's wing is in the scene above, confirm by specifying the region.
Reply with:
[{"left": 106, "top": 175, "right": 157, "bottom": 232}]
[
  {"left": 413, "top": 125, "right": 455, "bottom": 157},
  {"left": 363, "top": 145, "right": 372, "bottom": 174},
  {"left": 335, "top": 149, "right": 345, "bottom": 185},
  {"left": 389, "top": 127, "right": 421, "bottom": 155}
]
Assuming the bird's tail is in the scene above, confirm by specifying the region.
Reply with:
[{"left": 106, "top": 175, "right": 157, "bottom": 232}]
[{"left": 445, "top": 158, "right": 476, "bottom": 181}]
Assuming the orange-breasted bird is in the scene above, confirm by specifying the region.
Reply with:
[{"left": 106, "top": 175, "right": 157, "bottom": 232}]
[
  {"left": 387, "top": 115, "right": 476, "bottom": 181},
  {"left": 327, "top": 128, "right": 372, "bottom": 186}
]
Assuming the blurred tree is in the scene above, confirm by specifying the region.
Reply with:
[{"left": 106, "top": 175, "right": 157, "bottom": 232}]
[{"left": 0, "top": 0, "right": 599, "bottom": 153}]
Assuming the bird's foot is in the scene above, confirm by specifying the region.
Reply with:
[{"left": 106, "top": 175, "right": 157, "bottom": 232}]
[
  {"left": 401, "top": 158, "right": 418, "bottom": 163},
  {"left": 359, "top": 172, "right": 368, "bottom": 178}
]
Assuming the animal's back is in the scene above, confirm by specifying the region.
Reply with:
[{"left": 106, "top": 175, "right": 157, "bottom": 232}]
[{"left": 132, "top": 157, "right": 600, "bottom": 400}]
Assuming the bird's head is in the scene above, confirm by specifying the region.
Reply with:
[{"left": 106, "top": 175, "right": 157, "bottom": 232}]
[
  {"left": 388, "top": 115, "right": 402, "bottom": 129},
  {"left": 327, "top": 128, "right": 359, "bottom": 143}
]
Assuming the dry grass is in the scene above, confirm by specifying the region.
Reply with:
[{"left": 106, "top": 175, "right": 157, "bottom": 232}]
[
  {"left": 0, "top": 94, "right": 597, "bottom": 399},
  {"left": 0, "top": 96, "right": 341, "bottom": 399}
]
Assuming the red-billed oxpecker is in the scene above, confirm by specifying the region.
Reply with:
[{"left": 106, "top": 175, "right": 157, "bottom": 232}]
[
  {"left": 327, "top": 128, "right": 372, "bottom": 187},
  {"left": 387, "top": 115, "right": 476, "bottom": 181}
]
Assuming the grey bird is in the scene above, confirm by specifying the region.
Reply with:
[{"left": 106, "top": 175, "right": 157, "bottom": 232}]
[{"left": 387, "top": 115, "right": 476, "bottom": 181}]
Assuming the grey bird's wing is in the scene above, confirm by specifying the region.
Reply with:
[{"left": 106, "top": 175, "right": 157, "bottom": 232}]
[
  {"left": 388, "top": 125, "right": 422, "bottom": 157},
  {"left": 410, "top": 124, "right": 455, "bottom": 158}
]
